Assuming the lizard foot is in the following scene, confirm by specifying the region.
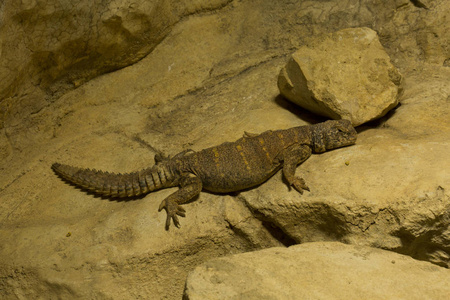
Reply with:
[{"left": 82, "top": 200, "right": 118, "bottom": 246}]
[
  {"left": 243, "top": 131, "right": 259, "bottom": 138},
  {"left": 158, "top": 199, "right": 186, "bottom": 230},
  {"left": 291, "top": 177, "right": 310, "bottom": 194}
]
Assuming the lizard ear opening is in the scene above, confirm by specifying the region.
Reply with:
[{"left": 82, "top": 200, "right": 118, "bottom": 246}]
[{"left": 312, "top": 131, "right": 326, "bottom": 153}]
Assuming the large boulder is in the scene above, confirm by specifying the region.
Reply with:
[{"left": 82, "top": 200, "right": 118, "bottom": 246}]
[
  {"left": 248, "top": 65, "right": 450, "bottom": 268},
  {"left": 184, "top": 242, "right": 450, "bottom": 299},
  {"left": 278, "top": 27, "right": 403, "bottom": 126}
]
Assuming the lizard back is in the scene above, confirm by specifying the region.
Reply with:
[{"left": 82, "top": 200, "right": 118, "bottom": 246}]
[{"left": 182, "top": 126, "right": 312, "bottom": 193}]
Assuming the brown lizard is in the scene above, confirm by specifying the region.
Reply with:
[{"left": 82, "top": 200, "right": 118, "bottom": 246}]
[{"left": 52, "top": 119, "right": 357, "bottom": 229}]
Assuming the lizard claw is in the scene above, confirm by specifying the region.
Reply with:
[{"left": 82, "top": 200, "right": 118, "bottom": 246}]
[
  {"left": 291, "top": 177, "right": 310, "bottom": 194},
  {"left": 158, "top": 199, "right": 186, "bottom": 230}
]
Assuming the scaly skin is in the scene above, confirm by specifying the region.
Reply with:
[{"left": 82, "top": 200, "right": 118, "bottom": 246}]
[{"left": 52, "top": 119, "right": 357, "bottom": 229}]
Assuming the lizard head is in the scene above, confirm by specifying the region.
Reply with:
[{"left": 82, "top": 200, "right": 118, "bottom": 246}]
[{"left": 312, "top": 119, "right": 357, "bottom": 153}]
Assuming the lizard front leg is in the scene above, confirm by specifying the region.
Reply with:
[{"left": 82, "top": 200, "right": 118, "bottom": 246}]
[
  {"left": 158, "top": 175, "right": 202, "bottom": 230},
  {"left": 281, "top": 144, "right": 312, "bottom": 194}
]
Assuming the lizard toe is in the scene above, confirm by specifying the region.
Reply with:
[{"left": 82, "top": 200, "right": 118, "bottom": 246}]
[
  {"left": 159, "top": 198, "right": 186, "bottom": 230},
  {"left": 292, "top": 177, "right": 309, "bottom": 194}
]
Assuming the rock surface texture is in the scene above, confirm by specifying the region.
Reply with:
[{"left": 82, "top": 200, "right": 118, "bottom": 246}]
[
  {"left": 0, "top": 0, "right": 232, "bottom": 127},
  {"left": 1, "top": 0, "right": 449, "bottom": 299},
  {"left": 184, "top": 242, "right": 450, "bottom": 300},
  {"left": 278, "top": 27, "right": 404, "bottom": 126}
]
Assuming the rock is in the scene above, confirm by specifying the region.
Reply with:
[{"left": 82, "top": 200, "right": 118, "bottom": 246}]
[
  {"left": 184, "top": 242, "right": 450, "bottom": 300},
  {"left": 0, "top": 0, "right": 233, "bottom": 127},
  {"left": 278, "top": 27, "right": 404, "bottom": 126},
  {"left": 1, "top": 0, "right": 450, "bottom": 299},
  {"left": 245, "top": 65, "right": 450, "bottom": 268}
]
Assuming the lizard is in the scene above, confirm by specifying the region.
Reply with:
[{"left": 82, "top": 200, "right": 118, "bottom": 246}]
[{"left": 52, "top": 119, "right": 357, "bottom": 230}]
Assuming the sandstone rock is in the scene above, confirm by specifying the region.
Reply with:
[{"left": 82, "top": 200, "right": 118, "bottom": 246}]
[
  {"left": 1, "top": 0, "right": 450, "bottom": 299},
  {"left": 184, "top": 242, "right": 450, "bottom": 300},
  {"left": 0, "top": 0, "right": 233, "bottom": 128},
  {"left": 245, "top": 65, "right": 450, "bottom": 268},
  {"left": 278, "top": 27, "right": 404, "bottom": 126}
]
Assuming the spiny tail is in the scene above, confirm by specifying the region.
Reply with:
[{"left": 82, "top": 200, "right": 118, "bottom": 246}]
[{"left": 51, "top": 162, "right": 177, "bottom": 198}]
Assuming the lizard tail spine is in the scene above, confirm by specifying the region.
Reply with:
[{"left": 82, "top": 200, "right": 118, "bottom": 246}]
[{"left": 51, "top": 163, "right": 177, "bottom": 197}]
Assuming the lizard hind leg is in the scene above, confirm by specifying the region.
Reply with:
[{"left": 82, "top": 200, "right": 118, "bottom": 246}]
[
  {"left": 243, "top": 131, "right": 259, "bottom": 138},
  {"left": 158, "top": 175, "right": 202, "bottom": 230},
  {"left": 155, "top": 149, "right": 195, "bottom": 164}
]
